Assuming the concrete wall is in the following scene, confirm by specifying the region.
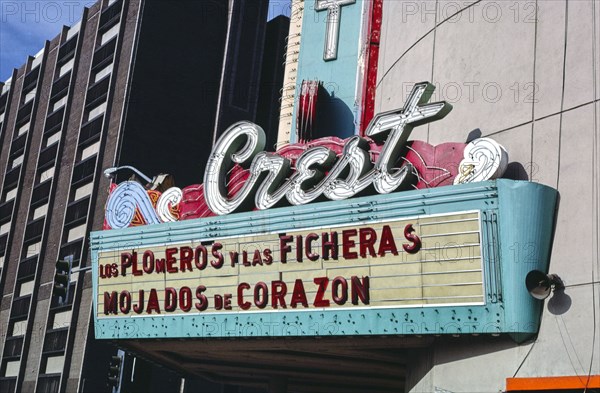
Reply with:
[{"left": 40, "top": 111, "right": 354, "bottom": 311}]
[{"left": 376, "top": 0, "right": 600, "bottom": 391}]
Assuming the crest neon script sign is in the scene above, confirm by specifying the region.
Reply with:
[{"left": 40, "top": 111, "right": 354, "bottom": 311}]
[
  {"left": 104, "top": 82, "right": 508, "bottom": 228},
  {"left": 204, "top": 82, "right": 450, "bottom": 214}
]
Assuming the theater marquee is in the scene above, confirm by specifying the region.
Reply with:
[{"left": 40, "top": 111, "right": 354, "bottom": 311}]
[
  {"left": 91, "top": 83, "right": 557, "bottom": 342},
  {"left": 98, "top": 211, "right": 483, "bottom": 316},
  {"left": 92, "top": 179, "right": 557, "bottom": 342}
]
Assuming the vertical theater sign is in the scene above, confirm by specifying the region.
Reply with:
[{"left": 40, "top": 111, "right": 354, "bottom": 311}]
[{"left": 92, "top": 82, "right": 557, "bottom": 343}]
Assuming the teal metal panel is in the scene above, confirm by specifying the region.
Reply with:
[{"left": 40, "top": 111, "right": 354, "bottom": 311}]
[
  {"left": 290, "top": 1, "right": 364, "bottom": 140},
  {"left": 91, "top": 180, "right": 557, "bottom": 342},
  {"left": 495, "top": 180, "right": 558, "bottom": 342}
]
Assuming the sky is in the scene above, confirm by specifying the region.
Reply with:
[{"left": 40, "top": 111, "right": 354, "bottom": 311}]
[{"left": 0, "top": 0, "right": 292, "bottom": 82}]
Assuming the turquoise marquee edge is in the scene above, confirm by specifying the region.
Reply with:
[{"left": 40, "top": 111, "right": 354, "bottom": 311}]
[{"left": 91, "top": 180, "right": 558, "bottom": 343}]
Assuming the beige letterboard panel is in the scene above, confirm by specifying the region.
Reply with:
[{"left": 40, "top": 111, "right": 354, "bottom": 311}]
[{"left": 97, "top": 211, "right": 484, "bottom": 317}]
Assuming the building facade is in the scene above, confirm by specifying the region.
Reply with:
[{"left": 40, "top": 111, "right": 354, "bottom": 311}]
[
  {"left": 90, "top": 1, "right": 599, "bottom": 393},
  {"left": 374, "top": 1, "right": 599, "bottom": 390},
  {"left": 0, "top": 0, "right": 272, "bottom": 391},
  {"left": 3, "top": 0, "right": 599, "bottom": 392}
]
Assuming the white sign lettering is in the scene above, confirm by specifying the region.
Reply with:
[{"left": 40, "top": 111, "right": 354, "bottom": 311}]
[
  {"left": 315, "top": 0, "right": 356, "bottom": 61},
  {"left": 204, "top": 82, "right": 452, "bottom": 215}
]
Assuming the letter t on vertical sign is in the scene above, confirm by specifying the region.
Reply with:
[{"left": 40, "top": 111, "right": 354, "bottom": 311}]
[{"left": 315, "top": 0, "right": 356, "bottom": 61}]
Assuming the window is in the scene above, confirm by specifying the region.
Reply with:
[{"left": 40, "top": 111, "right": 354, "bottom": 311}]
[
  {"left": 100, "top": 23, "right": 120, "bottom": 45},
  {"left": 74, "top": 183, "right": 93, "bottom": 201},
  {"left": 5, "top": 188, "right": 18, "bottom": 202},
  {"left": 94, "top": 63, "right": 113, "bottom": 83},
  {"left": 0, "top": 221, "right": 10, "bottom": 236},
  {"left": 52, "top": 310, "right": 72, "bottom": 329},
  {"left": 24, "top": 89, "right": 36, "bottom": 104},
  {"left": 18, "top": 280, "right": 34, "bottom": 297},
  {"left": 33, "top": 204, "right": 48, "bottom": 220},
  {"left": 59, "top": 58, "right": 74, "bottom": 77},
  {"left": 1, "top": 77, "right": 11, "bottom": 94},
  {"left": 66, "top": 21, "right": 81, "bottom": 40},
  {"left": 17, "top": 122, "right": 29, "bottom": 136},
  {"left": 31, "top": 49, "right": 44, "bottom": 68},
  {"left": 80, "top": 142, "right": 100, "bottom": 160},
  {"left": 10, "top": 320, "right": 27, "bottom": 337},
  {"left": 3, "top": 360, "right": 20, "bottom": 377},
  {"left": 52, "top": 96, "right": 68, "bottom": 112},
  {"left": 0, "top": 255, "right": 4, "bottom": 269},
  {"left": 0, "top": 111, "right": 5, "bottom": 123},
  {"left": 26, "top": 242, "right": 41, "bottom": 258},
  {"left": 44, "top": 356, "right": 65, "bottom": 374},
  {"left": 11, "top": 155, "right": 24, "bottom": 169},
  {"left": 87, "top": 102, "right": 106, "bottom": 121},
  {"left": 39, "top": 167, "right": 55, "bottom": 183},
  {"left": 67, "top": 223, "right": 86, "bottom": 243},
  {"left": 46, "top": 132, "right": 62, "bottom": 147}
]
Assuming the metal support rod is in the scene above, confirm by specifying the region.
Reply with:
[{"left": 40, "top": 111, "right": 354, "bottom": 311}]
[
  {"left": 72, "top": 266, "right": 93, "bottom": 273},
  {"left": 103, "top": 165, "right": 152, "bottom": 183}
]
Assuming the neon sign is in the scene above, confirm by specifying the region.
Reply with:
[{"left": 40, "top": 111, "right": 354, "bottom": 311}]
[
  {"left": 314, "top": 0, "right": 356, "bottom": 61},
  {"left": 104, "top": 82, "right": 508, "bottom": 229}
]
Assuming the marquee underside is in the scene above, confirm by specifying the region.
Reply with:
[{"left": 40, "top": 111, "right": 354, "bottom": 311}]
[{"left": 121, "top": 336, "right": 434, "bottom": 392}]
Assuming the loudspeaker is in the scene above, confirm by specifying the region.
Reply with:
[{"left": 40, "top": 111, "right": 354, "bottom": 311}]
[{"left": 526, "top": 270, "right": 564, "bottom": 300}]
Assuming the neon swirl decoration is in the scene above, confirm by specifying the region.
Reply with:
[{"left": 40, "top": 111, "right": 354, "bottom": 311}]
[
  {"left": 156, "top": 187, "right": 183, "bottom": 223},
  {"left": 105, "top": 181, "right": 161, "bottom": 229},
  {"left": 454, "top": 138, "right": 508, "bottom": 185}
]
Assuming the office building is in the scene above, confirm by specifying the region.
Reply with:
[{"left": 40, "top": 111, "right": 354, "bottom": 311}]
[{"left": 0, "top": 0, "right": 270, "bottom": 391}]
